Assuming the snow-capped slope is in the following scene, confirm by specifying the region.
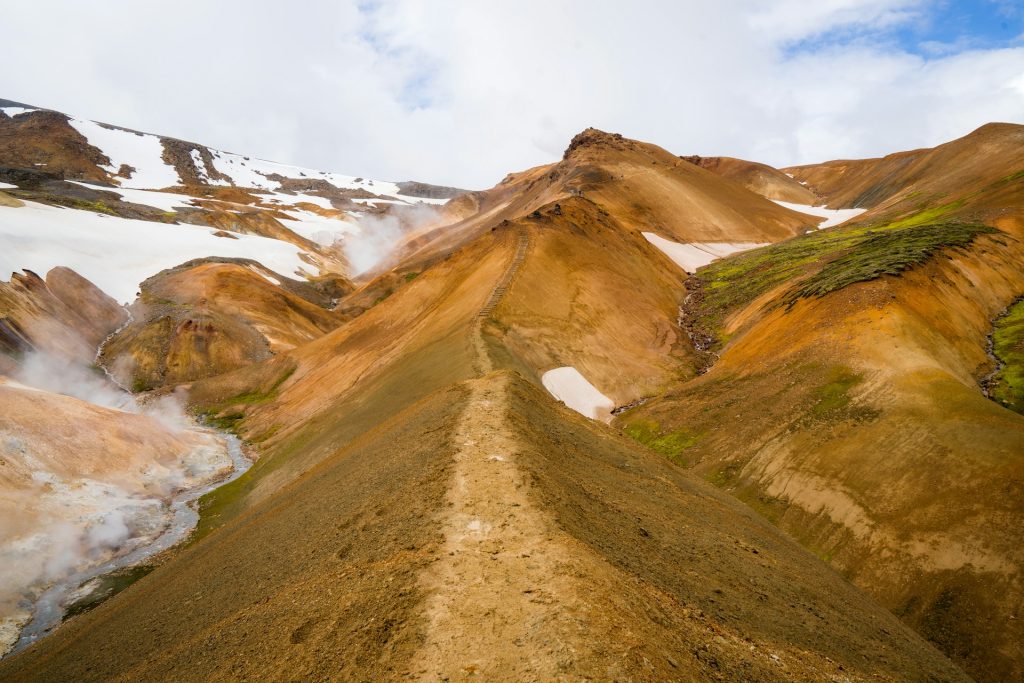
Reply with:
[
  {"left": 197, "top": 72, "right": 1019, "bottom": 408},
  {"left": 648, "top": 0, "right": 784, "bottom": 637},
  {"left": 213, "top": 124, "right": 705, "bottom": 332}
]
[
  {"left": 65, "top": 182, "right": 195, "bottom": 212},
  {"left": 0, "top": 200, "right": 309, "bottom": 303},
  {"left": 66, "top": 119, "right": 181, "bottom": 190}
]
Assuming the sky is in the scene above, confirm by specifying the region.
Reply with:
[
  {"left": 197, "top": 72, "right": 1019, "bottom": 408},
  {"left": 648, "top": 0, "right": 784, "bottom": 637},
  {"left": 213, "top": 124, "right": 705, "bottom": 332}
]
[{"left": 1, "top": 1, "right": 1022, "bottom": 189}]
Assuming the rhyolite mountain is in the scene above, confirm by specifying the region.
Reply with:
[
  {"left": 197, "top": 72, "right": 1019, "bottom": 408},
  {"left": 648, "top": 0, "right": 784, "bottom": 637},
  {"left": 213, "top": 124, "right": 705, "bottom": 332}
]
[{"left": 1, "top": 99, "right": 1022, "bottom": 681}]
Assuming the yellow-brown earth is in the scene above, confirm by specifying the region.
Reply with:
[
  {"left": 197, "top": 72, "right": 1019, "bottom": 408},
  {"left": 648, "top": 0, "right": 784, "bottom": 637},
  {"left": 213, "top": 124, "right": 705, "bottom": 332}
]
[{"left": 1, "top": 120, "right": 1021, "bottom": 682}]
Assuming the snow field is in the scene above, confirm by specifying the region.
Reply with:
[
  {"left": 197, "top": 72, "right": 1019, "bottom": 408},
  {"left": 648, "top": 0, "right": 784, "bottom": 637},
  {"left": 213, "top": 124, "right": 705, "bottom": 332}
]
[
  {"left": 0, "top": 200, "right": 309, "bottom": 303},
  {"left": 771, "top": 200, "right": 866, "bottom": 229}
]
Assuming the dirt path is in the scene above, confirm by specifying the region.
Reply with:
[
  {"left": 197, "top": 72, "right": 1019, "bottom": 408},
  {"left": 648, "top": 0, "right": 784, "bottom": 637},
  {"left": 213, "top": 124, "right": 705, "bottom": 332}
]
[
  {"left": 410, "top": 229, "right": 609, "bottom": 680},
  {"left": 470, "top": 229, "right": 530, "bottom": 375}
]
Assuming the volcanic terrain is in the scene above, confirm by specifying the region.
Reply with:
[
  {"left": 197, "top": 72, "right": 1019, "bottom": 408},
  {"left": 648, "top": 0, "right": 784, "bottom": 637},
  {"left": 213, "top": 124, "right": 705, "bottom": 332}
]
[{"left": 0, "top": 99, "right": 1021, "bottom": 682}]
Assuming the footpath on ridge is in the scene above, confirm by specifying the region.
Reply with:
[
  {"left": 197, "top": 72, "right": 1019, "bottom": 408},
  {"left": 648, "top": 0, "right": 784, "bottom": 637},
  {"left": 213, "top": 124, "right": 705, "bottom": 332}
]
[{"left": 411, "top": 228, "right": 614, "bottom": 679}]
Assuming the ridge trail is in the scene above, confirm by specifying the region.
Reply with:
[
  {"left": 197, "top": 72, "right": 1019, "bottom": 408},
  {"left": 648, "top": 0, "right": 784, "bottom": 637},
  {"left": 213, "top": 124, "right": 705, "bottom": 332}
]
[
  {"left": 472, "top": 229, "right": 530, "bottom": 374},
  {"left": 410, "top": 228, "right": 618, "bottom": 680}
]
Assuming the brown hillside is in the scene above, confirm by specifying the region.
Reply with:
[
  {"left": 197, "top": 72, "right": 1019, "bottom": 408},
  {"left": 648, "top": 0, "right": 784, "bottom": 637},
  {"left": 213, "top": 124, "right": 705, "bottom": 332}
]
[
  {"left": 682, "top": 154, "right": 820, "bottom": 203},
  {"left": 100, "top": 260, "right": 342, "bottom": 391},
  {"left": 0, "top": 267, "right": 126, "bottom": 366},
  {"left": 5, "top": 120, "right": 1019, "bottom": 682},
  {"left": 621, "top": 209, "right": 1024, "bottom": 680},
  {"left": 391, "top": 128, "right": 821, "bottom": 272},
  {"left": 0, "top": 109, "right": 111, "bottom": 182},
  {"left": 0, "top": 219, "right": 969, "bottom": 679},
  {"left": 785, "top": 122, "right": 1024, "bottom": 216}
]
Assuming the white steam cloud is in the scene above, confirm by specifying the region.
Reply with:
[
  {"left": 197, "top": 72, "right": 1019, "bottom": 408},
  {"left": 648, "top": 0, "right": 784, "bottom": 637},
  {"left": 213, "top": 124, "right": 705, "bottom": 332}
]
[
  {"left": 0, "top": 351, "right": 230, "bottom": 655},
  {"left": 341, "top": 203, "right": 442, "bottom": 275},
  {"left": 13, "top": 351, "right": 191, "bottom": 432}
]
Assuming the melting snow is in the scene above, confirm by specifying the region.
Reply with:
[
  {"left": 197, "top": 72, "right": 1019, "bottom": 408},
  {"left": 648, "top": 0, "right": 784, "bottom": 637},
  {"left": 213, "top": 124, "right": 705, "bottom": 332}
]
[
  {"left": 0, "top": 182, "right": 17, "bottom": 190},
  {"left": 396, "top": 194, "right": 448, "bottom": 206},
  {"left": 0, "top": 200, "right": 310, "bottom": 304},
  {"left": 279, "top": 209, "right": 359, "bottom": 247},
  {"left": 264, "top": 192, "right": 337, "bottom": 211},
  {"left": 206, "top": 149, "right": 404, "bottom": 196},
  {"left": 0, "top": 107, "right": 38, "bottom": 117},
  {"left": 642, "top": 233, "right": 766, "bottom": 273},
  {"left": 350, "top": 197, "right": 409, "bottom": 206},
  {"left": 541, "top": 367, "right": 614, "bottom": 422},
  {"left": 65, "top": 181, "right": 193, "bottom": 213},
  {"left": 66, "top": 119, "right": 180, "bottom": 190},
  {"left": 189, "top": 149, "right": 215, "bottom": 184},
  {"left": 247, "top": 264, "right": 281, "bottom": 285},
  {"left": 772, "top": 200, "right": 866, "bottom": 229}
]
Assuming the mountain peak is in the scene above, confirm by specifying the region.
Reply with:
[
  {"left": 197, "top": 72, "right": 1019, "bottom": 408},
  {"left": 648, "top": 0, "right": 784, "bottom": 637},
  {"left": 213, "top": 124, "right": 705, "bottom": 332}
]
[{"left": 562, "top": 127, "right": 627, "bottom": 159}]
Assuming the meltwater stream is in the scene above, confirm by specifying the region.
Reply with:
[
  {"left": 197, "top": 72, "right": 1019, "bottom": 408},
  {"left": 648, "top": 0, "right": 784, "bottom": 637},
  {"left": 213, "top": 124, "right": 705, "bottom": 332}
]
[{"left": 7, "top": 431, "right": 251, "bottom": 656}]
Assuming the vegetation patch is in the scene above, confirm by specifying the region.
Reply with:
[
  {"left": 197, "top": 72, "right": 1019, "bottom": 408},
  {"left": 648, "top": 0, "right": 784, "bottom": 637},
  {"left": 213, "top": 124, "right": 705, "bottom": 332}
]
[
  {"left": 690, "top": 211, "right": 998, "bottom": 342},
  {"left": 54, "top": 197, "right": 115, "bottom": 215},
  {"left": 63, "top": 565, "right": 155, "bottom": 620},
  {"left": 810, "top": 366, "right": 862, "bottom": 416},
  {"left": 783, "top": 222, "right": 996, "bottom": 307},
  {"left": 623, "top": 419, "right": 702, "bottom": 462},
  {"left": 987, "top": 297, "right": 1024, "bottom": 413},
  {"left": 196, "top": 365, "right": 296, "bottom": 431}
]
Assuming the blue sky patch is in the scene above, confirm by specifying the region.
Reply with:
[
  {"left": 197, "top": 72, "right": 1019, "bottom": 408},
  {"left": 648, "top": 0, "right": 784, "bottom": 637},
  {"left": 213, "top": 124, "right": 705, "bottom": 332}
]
[{"left": 786, "top": 0, "right": 1023, "bottom": 59}]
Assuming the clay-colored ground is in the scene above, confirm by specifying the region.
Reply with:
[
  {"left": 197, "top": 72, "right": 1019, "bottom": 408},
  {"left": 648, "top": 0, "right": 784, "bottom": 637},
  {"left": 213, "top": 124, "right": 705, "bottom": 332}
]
[
  {"left": 0, "top": 267, "right": 126, "bottom": 364},
  {"left": 100, "top": 260, "right": 343, "bottom": 390},
  {"left": 680, "top": 155, "right": 820, "bottom": 204},
  {"left": 0, "top": 222, "right": 969, "bottom": 681},
  {"left": 3, "top": 123, "right": 1022, "bottom": 681},
  {"left": 623, "top": 209, "right": 1024, "bottom": 680}
]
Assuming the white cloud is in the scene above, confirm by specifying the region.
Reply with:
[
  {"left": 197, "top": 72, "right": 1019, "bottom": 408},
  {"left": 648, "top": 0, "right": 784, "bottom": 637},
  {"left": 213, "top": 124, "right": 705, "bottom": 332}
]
[{"left": 0, "top": 1, "right": 1020, "bottom": 188}]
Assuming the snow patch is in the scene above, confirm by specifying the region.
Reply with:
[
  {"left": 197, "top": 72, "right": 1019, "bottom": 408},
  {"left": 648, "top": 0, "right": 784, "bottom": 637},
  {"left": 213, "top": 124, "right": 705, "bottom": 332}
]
[
  {"left": 66, "top": 119, "right": 180, "bottom": 190},
  {"left": 279, "top": 209, "right": 359, "bottom": 247},
  {"left": 395, "top": 194, "right": 448, "bottom": 206},
  {"left": 772, "top": 200, "right": 866, "bottom": 229},
  {"left": 264, "top": 192, "right": 337, "bottom": 211},
  {"left": 207, "top": 150, "right": 404, "bottom": 196},
  {"left": 0, "top": 182, "right": 17, "bottom": 190},
  {"left": 0, "top": 200, "right": 310, "bottom": 304},
  {"left": 541, "top": 367, "right": 614, "bottom": 422},
  {"left": 65, "top": 181, "right": 193, "bottom": 213},
  {"left": 642, "top": 233, "right": 766, "bottom": 273},
  {"left": 247, "top": 265, "right": 280, "bottom": 285},
  {"left": 0, "top": 107, "right": 37, "bottom": 118},
  {"left": 189, "top": 149, "right": 219, "bottom": 185}
]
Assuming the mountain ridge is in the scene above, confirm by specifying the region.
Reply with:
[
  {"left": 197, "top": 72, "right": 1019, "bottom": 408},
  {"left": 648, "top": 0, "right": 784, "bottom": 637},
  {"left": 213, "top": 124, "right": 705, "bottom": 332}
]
[{"left": 0, "top": 104, "right": 1021, "bottom": 680}]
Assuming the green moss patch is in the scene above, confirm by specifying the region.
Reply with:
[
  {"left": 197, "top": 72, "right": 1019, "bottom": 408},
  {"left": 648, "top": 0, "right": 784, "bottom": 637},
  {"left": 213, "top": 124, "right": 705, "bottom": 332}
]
[
  {"left": 988, "top": 298, "right": 1024, "bottom": 413},
  {"left": 623, "top": 419, "right": 702, "bottom": 462},
  {"left": 810, "top": 366, "right": 862, "bottom": 416},
  {"left": 784, "top": 222, "right": 996, "bottom": 307},
  {"left": 63, "top": 565, "right": 155, "bottom": 620},
  {"left": 691, "top": 212, "right": 997, "bottom": 342},
  {"left": 196, "top": 365, "right": 296, "bottom": 431}
]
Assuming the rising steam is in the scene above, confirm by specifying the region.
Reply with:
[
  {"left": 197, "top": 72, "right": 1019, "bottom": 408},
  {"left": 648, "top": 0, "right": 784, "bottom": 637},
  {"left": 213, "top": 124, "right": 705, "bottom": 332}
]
[{"left": 342, "top": 203, "right": 442, "bottom": 275}]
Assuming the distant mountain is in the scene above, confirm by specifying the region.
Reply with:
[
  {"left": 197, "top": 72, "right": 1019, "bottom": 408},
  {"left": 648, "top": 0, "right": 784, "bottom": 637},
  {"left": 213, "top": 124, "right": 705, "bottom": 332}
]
[{"left": 0, "top": 99, "right": 466, "bottom": 302}]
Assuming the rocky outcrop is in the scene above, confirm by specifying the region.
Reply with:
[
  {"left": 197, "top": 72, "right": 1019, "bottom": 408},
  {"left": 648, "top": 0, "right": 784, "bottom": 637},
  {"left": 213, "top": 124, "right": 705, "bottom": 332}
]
[
  {"left": 396, "top": 180, "right": 466, "bottom": 200},
  {"left": 0, "top": 267, "right": 127, "bottom": 364},
  {"left": 0, "top": 109, "right": 112, "bottom": 182}
]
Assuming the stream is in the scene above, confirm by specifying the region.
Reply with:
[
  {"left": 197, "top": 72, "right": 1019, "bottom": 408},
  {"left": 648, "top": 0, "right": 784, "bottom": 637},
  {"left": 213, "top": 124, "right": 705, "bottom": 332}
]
[{"left": 7, "top": 430, "right": 251, "bottom": 656}]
